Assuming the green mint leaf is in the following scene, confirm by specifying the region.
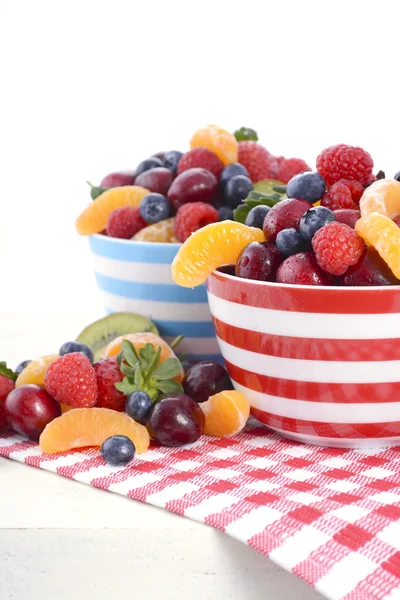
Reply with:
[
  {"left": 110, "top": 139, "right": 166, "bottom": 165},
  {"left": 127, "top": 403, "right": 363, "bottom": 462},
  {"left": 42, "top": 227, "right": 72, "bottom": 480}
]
[
  {"left": 0, "top": 362, "right": 17, "bottom": 381},
  {"left": 115, "top": 379, "right": 136, "bottom": 396},
  {"left": 234, "top": 127, "right": 258, "bottom": 142},
  {"left": 138, "top": 343, "right": 155, "bottom": 368},
  {"left": 233, "top": 204, "right": 251, "bottom": 224},
  {"left": 121, "top": 340, "right": 140, "bottom": 367},
  {"left": 154, "top": 358, "right": 181, "bottom": 380},
  {"left": 157, "top": 379, "right": 184, "bottom": 395}
]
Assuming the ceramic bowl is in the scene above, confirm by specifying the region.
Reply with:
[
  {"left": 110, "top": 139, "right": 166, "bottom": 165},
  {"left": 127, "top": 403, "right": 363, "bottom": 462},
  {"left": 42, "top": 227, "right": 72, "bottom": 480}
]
[{"left": 207, "top": 269, "right": 400, "bottom": 448}]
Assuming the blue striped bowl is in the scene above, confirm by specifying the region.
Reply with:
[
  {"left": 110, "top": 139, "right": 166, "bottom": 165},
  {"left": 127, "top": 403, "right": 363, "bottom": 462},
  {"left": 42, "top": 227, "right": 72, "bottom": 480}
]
[{"left": 89, "top": 234, "right": 221, "bottom": 362}]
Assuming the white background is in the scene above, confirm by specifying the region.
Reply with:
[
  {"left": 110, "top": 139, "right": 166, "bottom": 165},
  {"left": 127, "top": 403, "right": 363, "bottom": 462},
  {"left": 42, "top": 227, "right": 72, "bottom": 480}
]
[{"left": 1, "top": 0, "right": 400, "bottom": 361}]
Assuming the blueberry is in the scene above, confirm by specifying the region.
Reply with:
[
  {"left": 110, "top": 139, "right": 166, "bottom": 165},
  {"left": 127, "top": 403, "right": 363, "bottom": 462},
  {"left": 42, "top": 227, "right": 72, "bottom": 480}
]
[
  {"left": 125, "top": 390, "right": 152, "bottom": 425},
  {"left": 59, "top": 341, "right": 94, "bottom": 363},
  {"left": 395, "top": 171, "right": 400, "bottom": 182},
  {"left": 163, "top": 151, "right": 183, "bottom": 173},
  {"left": 218, "top": 206, "right": 234, "bottom": 221},
  {"left": 300, "top": 206, "right": 336, "bottom": 242},
  {"left": 220, "top": 163, "right": 249, "bottom": 188},
  {"left": 101, "top": 435, "right": 135, "bottom": 467},
  {"left": 140, "top": 193, "right": 170, "bottom": 224},
  {"left": 135, "top": 157, "right": 164, "bottom": 177},
  {"left": 276, "top": 228, "right": 310, "bottom": 256},
  {"left": 245, "top": 205, "right": 270, "bottom": 229},
  {"left": 15, "top": 360, "right": 31, "bottom": 375},
  {"left": 224, "top": 175, "right": 253, "bottom": 208},
  {"left": 286, "top": 172, "right": 326, "bottom": 203}
]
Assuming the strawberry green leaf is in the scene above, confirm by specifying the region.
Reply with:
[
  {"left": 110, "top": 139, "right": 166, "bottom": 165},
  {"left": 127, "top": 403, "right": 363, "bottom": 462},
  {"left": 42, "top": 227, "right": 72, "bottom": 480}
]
[
  {"left": 154, "top": 358, "right": 181, "bottom": 380},
  {"left": 115, "top": 379, "right": 136, "bottom": 395},
  {"left": 138, "top": 343, "right": 155, "bottom": 368},
  {"left": 120, "top": 362, "right": 136, "bottom": 378},
  {"left": 157, "top": 379, "right": 184, "bottom": 395},
  {"left": 121, "top": 340, "right": 140, "bottom": 367},
  {"left": 134, "top": 367, "right": 145, "bottom": 388},
  {"left": 0, "top": 362, "right": 17, "bottom": 381}
]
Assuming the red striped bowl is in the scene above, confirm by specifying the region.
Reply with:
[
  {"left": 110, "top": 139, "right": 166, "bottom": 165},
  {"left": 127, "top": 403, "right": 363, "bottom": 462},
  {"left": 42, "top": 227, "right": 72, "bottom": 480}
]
[{"left": 207, "top": 270, "right": 400, "bottom": 448}]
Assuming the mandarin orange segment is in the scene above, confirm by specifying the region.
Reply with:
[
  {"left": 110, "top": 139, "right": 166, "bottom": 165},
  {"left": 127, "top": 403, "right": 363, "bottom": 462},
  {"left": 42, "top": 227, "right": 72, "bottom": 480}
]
[
  {"left": 39, "top": 407, "right": 150, "bottom": 454},
  {"left": 76, "top": 186, "right": 150, "bottom": 235},
  {"left": 201, "top": 390, "right": 250, "bottom": 438},
  {"left": 16, "top": 354, "right": 58, "bottom": 388},
  {"left": 132, "top": 217, "right": 178, "bottom": 242},
  {"left": 171, "top": 220, "right": 265, "bottom": 288},
  {"left": 190, "top": 125, "right": 238, "bottom": 166},
  {"left": 355, "top": 212, "right": 400, "bottom": 278},
  {"left": 104, "top": 332, "right": 184, "bottom": 383},
  {"left": 360, "top": 179, "right": 400, "bottom": 219}
]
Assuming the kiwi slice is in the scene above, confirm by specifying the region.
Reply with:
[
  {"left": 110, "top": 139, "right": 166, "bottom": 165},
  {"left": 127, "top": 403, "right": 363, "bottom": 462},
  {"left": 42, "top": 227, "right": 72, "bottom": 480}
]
[
  {"left": 253, "top": 179, "right": 286, "bottom": 196},
  {"left": 76, "top": 313, "right": 159, "bottom": 361}
]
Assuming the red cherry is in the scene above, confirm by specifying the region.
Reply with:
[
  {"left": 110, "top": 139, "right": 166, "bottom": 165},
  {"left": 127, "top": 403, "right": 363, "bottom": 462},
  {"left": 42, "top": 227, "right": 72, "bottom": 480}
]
[
  {"left": 263, "top": 198, "right": 311, "bottom": 241},
  {"left": 276, "top": 252, "right": 334, "bottom": 286},
  {"left": 146, "top": 394, "right": 205, "bottom": 447},
  {"left": 167, "top": 168, "right": 218, "bottom": 211},
  {"left": 134, "top": 168, "right": 174, "bottom": 196},
  {"left": 236, "top": 242, "right": 284, "bottom": 282},
  {"left": 5, "top": 385, "right": 61, "bottom": 440},
  {"left": 100, "top": 171, "right": 136, "bottom": 187}
]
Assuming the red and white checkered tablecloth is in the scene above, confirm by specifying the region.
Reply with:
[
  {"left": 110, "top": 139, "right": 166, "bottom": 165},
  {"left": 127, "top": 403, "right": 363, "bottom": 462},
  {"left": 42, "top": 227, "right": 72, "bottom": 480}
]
[{"left": 2, "top": 422, "right": 400, "bottom": 600}]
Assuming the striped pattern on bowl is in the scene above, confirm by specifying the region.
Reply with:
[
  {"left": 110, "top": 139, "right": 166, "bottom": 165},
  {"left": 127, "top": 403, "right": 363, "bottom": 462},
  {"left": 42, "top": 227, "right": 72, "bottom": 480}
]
[
  {"left": 89, "top": 234, "right": 220, "bottom": 362},
  {"left": 207, "top": 270, "right": 400, "bottom": 448}
]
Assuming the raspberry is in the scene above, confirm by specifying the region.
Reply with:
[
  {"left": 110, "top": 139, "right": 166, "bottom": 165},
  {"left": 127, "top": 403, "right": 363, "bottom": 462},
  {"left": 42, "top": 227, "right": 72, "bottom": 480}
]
[
  {"left": 321, "top": 179, "right": 364, "bottom": 210},
  {"left": 174, "top": 202, "right": 219, "bottom": 242},
  {"left": 106, "top": 207, "right": 147, "bottom": 239},
  {"left": 238, "top": 141, "right": 278, "bottom": 182},
  {"left": 333, "top": 209, "right": 361, "bottom": 229},
  {"left": 94, "top": 358, "right": 125, "bottom": 412},
  {"left": 44, "top": 353, "right": 97, "bottom": 408},
  {"left": 316, "top": 144, "right": 373, "bottom": 186},
  {"left": 277, "top": 158, "right": 311, "bottom": 184},
  {"left": 312, "top": 222, "right": 365, "bottom": 276},
  {"left": 177, "top": 148, "right": 224, "bottom": 179},
  {"left": 0, "top": 375, "right": 15, "bottom": 430}
]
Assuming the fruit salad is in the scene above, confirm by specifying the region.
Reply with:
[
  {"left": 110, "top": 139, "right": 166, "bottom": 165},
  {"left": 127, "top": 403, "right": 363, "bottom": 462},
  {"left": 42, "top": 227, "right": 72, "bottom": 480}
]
[
  {"left": 0, "top": 313, "right": 250, "bottom": 466},
  {"left": 172, "top": 144, "right": 400, "bottom": 287},
  {"left": 76, "top": 125, "right": 310, "bottom": 244}
]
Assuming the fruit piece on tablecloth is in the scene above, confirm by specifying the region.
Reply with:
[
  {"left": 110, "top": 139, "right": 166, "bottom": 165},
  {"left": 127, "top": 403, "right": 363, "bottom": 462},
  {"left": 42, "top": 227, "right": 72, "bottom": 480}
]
[
  {"left": 94, "top": 358, "right": 125, "bottom": 412},
  {"left": 190, "top": 125, "right": 238, "bottom": 165},
  {"left": 355, "top": 212, "right": 400, "bottom": 278},
  {"left": 171, "top": 221, "right": 265, "bottom": 287},
  {"left": 183, "top": 361, "right": 233, "bottom": 403},
  {"left": 15, "top": 354, "right": 58, "bottom": 388},
  {"left": 39, "top": 408, "right": 150, "bottom": 454},
  {"left": 76, "top": 186, "right": 150, "bottom": 235},
  {"left": 359, "top": 179, "right": 400, "bottom": 220},
  {"left": 5, "top": 384, "right": 61, "bottom": 439},
  {"left": 104, "top": 331, "right": 184, "bottom": 384},
  {"left": 76, "top": 313, "right": 159, "bottom": 362},
  {"left": 132, "top": 217, "right": 178, "bottom": 242},
  {"left": 201, "top": 390, "right": 250, "bottom": 438},
  {"left": 101, "top": 435, "right": 135, "bottom": 466},
  {"left": 44, "top": 353, "right": 98, "bottom": 408},
  {"left": 146, "top": 393, "right": 205, "bottom": 447},
  {"left": 0, "top": 363, "right": 17, "bottom": 430}
]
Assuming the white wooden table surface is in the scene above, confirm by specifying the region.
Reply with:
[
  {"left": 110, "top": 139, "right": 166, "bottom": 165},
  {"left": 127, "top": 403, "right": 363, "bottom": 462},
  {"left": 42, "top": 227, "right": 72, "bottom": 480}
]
[{"left": 0, "top": 312, "right": 322, "bottom": 600}]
